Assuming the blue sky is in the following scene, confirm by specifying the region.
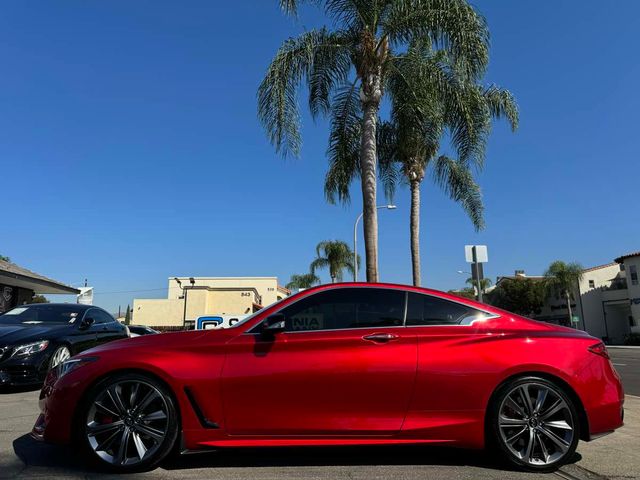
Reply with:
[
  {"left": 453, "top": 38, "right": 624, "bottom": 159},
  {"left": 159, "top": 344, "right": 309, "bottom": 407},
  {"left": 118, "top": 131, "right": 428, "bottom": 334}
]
[{"left": 1, "top": 1, "right": 638, "bottom": 313}]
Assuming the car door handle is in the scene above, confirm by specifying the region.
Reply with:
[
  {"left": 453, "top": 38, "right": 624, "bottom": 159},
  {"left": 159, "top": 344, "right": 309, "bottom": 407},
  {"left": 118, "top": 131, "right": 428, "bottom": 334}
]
[{"left": 362, "top": 333, "right": 399, "bottom": 343}]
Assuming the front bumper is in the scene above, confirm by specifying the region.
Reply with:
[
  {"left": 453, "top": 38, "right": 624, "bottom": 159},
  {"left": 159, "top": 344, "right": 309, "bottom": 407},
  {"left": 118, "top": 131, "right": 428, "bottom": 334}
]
[{"left": 0, "top": 353, "right": 50, "bottom": 386}]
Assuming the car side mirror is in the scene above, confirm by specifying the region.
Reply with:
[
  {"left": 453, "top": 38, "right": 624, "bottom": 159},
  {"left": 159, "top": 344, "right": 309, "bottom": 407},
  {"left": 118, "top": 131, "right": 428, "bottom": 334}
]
[
  {"left": 261, "top": 313, "right": 286, "bottom": 336},
  {"left": 79, "top": 317, "right": 95, "bottom": 330}
]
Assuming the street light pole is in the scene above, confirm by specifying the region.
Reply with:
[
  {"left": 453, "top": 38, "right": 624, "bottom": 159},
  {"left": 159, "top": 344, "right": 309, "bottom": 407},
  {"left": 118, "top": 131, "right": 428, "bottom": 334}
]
[{"left": 353, "top": 205, "right": 396, "bottom": 282}]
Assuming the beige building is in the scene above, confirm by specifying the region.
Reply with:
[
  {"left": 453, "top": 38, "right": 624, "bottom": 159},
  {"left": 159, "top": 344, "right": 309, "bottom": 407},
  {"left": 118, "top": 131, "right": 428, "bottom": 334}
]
[
  {"left": 133, "top": 277, "right": 290, "bottom": 328},
  {"left": 496, "top": 251, "right": 640, "bottom": 345}
]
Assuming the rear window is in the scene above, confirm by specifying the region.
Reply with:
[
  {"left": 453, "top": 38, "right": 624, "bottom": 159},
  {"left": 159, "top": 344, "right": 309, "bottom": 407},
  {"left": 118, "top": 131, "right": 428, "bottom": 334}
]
[{"left": 406, "top": 292, "right": 491, "bottom": 326}]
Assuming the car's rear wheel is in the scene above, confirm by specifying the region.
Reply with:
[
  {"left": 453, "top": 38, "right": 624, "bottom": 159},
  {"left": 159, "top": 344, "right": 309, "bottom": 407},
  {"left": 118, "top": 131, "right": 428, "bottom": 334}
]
[
  {"left": 78, "top": 372, "right": 178, "bottom": 472},
  {"left": 489, "top": 376, "right": 579, "bottom": 472}
]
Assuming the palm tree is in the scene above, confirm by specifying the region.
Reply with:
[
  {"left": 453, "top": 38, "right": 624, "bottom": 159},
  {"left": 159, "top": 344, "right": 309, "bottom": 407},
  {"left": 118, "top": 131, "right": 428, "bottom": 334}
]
[
  {"left": 466, "top": 277, "right": 492, "bottom": 294},
  {"left": 544, "top": 261, "right": 584, "bottom": 326},
  {"left": 310, "top": 240, "right": 357, "bottom": 283},
  {"left": 325, "top": 42, "right": 518, "bottom": 286},
  {"left": 0, "top": 254, "right": 10, "bottom": 262},
  {"left": 286, "top": 273, "right": 321, "bottom": 290},
  {"left": 259, "top": 0, "right": 490, "bottom": 282}
]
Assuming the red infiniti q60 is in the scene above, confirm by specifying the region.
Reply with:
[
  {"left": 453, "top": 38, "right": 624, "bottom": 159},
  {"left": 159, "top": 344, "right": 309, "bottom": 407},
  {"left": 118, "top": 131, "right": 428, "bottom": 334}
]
[{"left": 32, "top": 283, "right": 624, "bottom": 473}]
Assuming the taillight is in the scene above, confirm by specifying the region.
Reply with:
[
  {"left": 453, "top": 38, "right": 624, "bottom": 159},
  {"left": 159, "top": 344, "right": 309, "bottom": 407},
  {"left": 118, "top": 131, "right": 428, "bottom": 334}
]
[{"left": 588, "top": 342, "right": 610, "bottom": 359}]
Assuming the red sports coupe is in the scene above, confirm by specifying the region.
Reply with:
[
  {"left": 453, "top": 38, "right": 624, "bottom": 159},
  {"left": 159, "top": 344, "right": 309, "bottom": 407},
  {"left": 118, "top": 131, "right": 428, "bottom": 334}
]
[{"left": 32, "top": 283, "right": 624, "bottom": 473}]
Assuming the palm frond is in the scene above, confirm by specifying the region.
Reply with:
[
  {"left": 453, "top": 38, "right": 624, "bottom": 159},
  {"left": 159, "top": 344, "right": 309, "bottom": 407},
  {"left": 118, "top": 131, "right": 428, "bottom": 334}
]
[
  {"left": 483, "top": 85, "right": 519, "bottom": 131},
  {"left": 432, "top": 155, "right": 484, "bottom": 230},
  {"left": 258, "top": 28, "right": 351, "bottom": 158},
  {"left": 382, "top": 0, "right": 490, "bottom": 80},
  {"left": 310, "top": 257, "right": 331, "bottom": 275},
  {"left": 324, "top": 81, "right": 362, "bottom": 204},
  {"left": 286, "top": 272, "right": 321, "bottom": 289}
]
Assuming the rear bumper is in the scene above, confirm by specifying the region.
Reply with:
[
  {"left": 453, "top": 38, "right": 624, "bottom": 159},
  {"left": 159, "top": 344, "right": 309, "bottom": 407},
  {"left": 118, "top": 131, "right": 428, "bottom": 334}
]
[{"left": 580, "top": 356, "right": 625, "bottom": 440}]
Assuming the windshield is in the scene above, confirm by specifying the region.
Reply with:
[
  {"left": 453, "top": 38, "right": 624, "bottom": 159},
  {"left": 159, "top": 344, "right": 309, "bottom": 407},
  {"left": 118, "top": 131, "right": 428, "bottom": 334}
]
[{"left": 0, "top": 304, "right": 86, "bottom": 325}]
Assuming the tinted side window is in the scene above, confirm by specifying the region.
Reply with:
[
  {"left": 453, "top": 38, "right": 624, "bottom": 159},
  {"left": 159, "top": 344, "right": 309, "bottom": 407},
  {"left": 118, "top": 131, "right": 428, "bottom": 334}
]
[
  {"left": 280, "top": 288, "right": 405, "bottom": 331},
  {"left": 406, "top": 293, "right": 489, "bottom": 326},
  {"left": 88, "top": 309, "right": 114, "bottom": 325}
]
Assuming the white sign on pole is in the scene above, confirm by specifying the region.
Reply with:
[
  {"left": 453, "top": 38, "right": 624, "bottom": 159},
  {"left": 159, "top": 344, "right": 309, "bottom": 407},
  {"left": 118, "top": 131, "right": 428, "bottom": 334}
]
[
  {"left": 77, "top": 287, "right": 94, "bottom": 305},
  {"left": 465, "top": 245, "right": 488, "bottom": 263}
]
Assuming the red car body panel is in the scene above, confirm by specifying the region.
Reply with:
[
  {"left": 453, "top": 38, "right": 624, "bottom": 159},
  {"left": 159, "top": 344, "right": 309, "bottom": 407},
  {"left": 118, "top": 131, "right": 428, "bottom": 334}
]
[{"left": 33, "top": 283, "right": 624, "bottom": 452}]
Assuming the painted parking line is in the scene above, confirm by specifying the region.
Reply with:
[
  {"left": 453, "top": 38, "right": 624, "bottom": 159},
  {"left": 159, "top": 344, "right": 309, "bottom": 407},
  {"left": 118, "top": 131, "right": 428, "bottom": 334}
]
[{"left": 612, "top": 363, "right": 627, "bottom": 366}]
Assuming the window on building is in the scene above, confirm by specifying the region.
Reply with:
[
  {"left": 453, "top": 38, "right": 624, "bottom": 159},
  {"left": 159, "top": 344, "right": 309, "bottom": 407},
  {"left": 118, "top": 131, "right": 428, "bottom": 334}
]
[
  {"left": 620, "top": 264, "right": 625, "bottom": 271},
  {"left": 277, "top": 287, "right": 405, "bottom": 331},
  {"left": 588, "top": 280, "right": 595, "bottom": 288},
  {"left": 630, "top": 265, "right": 638, "bottom": 286},
  {"left": 406, "top": 293, "right": 491, "bottom": 326}
]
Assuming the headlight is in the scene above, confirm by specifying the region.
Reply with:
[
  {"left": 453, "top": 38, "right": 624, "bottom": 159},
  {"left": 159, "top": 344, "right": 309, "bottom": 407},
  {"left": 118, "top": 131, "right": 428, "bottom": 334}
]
[
  {"left": 11, "top": 340, "right": 49, "bottom": 358},
  {"left": 55, "top": 356, "right": 98, "bottom": 379}
]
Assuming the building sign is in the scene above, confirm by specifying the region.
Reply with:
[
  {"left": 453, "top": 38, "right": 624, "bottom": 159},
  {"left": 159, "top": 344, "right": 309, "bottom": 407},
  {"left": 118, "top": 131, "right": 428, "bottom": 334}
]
[{"left": 77, "top": 287, "right": 94, "bottom": 305}]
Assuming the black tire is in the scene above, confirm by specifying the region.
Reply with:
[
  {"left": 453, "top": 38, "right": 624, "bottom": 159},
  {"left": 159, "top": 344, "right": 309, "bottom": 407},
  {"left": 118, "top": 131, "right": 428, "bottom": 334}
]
[
  {"left": 76, "top": 372, "right": 179, "bottom": 473},
  {"left": 488, "top": 375, "right": 580, "bottom": 472}
]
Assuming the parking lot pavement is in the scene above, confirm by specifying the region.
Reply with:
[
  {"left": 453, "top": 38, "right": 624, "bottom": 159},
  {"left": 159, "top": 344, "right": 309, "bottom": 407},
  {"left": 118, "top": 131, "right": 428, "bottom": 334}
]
[
  {"left": 0, "top": 387, "right": 637, "bottom": 480},
  {"left": 609, "top": 347, "right": 640, "bottom": 396}
]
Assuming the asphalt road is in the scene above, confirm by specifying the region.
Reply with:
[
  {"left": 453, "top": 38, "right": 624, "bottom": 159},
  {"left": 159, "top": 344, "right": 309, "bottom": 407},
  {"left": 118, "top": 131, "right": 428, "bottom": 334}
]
[{"left": 609, "top": 348, "right": 640, "bottom": 396}]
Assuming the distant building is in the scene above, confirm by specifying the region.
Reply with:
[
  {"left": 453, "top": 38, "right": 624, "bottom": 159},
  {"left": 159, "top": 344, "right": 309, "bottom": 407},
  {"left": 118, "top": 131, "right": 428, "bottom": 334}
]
[
  {"left": 0, "top": 259, "right": 79, "bottom": 313},
  {"left": 495, "top": 251, "right": 640, "bottom": 345},
  {"left": 133, "top": 277, "right": 290, "bottom": 328}
]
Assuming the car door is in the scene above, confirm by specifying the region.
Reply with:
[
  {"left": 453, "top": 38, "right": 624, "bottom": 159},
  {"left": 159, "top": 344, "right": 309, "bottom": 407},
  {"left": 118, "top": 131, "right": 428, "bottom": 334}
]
[
  {"left": 403, "top": 291, "right": 497, "bottom": 437},
  {"left": 90, "top": 309, "right": 126, "bottom": 345},
  {"left": 221, "top": 287, "right": 417, "bottom": 436}
]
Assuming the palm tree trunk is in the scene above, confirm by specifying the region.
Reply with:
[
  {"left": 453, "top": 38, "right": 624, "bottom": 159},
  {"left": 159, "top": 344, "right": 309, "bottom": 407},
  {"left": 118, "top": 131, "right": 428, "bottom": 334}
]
[
  {"left": 359, "top": 75, "right": 382, "bottom": 283},
  {"left": 566, "top": 292, "right": 573, "bottom": 327},
  {"left": 410, "top": 179, "right": 421, "bottom": 287}
]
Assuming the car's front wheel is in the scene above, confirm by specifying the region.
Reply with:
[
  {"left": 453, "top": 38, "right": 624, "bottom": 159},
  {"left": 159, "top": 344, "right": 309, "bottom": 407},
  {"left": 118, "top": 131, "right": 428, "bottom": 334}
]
[
  {"left": 77, "top": 372, "right": 178, "bottom": 472},
  {"left": 489, "top": 376, "right": 580, "bottom": 472}
]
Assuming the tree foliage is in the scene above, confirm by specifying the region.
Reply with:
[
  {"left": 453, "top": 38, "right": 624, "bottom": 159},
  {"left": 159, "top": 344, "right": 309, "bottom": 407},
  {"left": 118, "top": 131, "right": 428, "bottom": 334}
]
[
  {"left": 286, "top": 273, "right": 321, "bottom": 290},
  {"left": 466, "top": 277, "right": 492, "bottom": 292},
  {"left": 0, "top": 254, "right": 10, "bottom": 262},
  {"left": 124, "top": 305, "right": 131, "bottom": 326},
  {"left": 310, "top": 240, "right": 358, "bottom": 283},
  {"left": 448, "top": 288, "right": 475, "bottom": 300},
  {"left": 544, "top": 261, "right": 584, "bottom": 299},
  {"left": 30, "top": 294, "right": 49, "bottom": 304},
  {"left": 260, "top": 0, "right": 492, "bottom": 282},
  {"left": 487, "top": 278, "right": 546, "bottom": 317}
]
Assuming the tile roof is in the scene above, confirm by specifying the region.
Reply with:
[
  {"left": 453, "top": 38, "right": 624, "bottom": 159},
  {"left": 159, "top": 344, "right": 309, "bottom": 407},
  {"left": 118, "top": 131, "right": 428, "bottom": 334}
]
[
  {"left": 0, "top": 259, "right": 79, "bottom": 294},
  {"left": 615, "top": 252, "right": 640, "bottom": 263},
  {"left": 582, "top": 262, "right": 618, "bottom": 273}
]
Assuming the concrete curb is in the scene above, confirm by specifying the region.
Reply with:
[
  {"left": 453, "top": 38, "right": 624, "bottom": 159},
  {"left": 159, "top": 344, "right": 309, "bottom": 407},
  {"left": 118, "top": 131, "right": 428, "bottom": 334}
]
[{"left": 607, "top": 345, "right": 640, "bottom": 349}]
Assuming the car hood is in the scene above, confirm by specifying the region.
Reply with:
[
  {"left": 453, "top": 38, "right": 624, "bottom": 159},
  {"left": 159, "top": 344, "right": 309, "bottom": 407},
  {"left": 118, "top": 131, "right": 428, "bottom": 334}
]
[
  {"left": 82, "top": 328, "right": 236, "bottom": 356},
  {"left": 0, "top": 324, "right": 71, "bottom": 345}
]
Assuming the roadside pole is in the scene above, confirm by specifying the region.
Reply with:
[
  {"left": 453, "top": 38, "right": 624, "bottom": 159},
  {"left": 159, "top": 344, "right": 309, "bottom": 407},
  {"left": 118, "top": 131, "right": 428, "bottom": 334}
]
[{"left": 465, "top": 245, "right": 488, "bottom": 303}]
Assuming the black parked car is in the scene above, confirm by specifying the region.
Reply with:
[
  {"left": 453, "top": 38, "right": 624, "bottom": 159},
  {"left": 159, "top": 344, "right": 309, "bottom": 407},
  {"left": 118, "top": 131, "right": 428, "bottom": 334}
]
[{"left": 0, "top": 303, "right": 129, "bottom": 386}]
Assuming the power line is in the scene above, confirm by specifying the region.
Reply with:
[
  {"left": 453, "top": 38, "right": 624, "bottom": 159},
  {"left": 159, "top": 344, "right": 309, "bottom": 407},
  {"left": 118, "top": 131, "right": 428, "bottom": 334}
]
[{"left": 91, "top": 287, "right": 169, "bottom": 296}]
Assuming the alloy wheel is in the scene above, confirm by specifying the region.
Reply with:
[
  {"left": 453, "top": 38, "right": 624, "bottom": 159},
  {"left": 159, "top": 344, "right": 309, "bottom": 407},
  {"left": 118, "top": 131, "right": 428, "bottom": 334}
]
[
  {"left": 498, "top": 382, "right": 575, "bottom": 466},
  {"left": 85, "top": 380, "right": 169, "bottom": 466},
  {"left": 50, "top": 346, "right": 71, "bottom": 368}
]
